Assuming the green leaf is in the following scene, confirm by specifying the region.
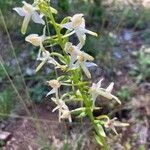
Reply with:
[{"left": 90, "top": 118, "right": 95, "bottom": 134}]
[
  {"left": 97, "top": 124, "right": 106, "bottom": 137},
  {"left": 95, "top": 134, "right": 103, "bottom": 146}
]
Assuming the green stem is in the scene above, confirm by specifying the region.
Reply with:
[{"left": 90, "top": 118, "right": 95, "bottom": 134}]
[
  {"left": 48, "top": 8, "right": 64, "bottom": 49},
  {"left": 71, "top": 70, "right": 108, "bottom": 150}
]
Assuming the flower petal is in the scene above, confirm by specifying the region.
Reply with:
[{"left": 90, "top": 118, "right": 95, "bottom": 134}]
[
  {"left": 52, "top": 106, "right": 59, "bottom": 112},
  {"left": 76, "top": 29, "right": 86, "bottom": 46},
  {"left": 21, "top": 15, "right": 31, "bottom": 34},
  {"left": 25, "top": 34, "right": 40, "bottom": 46},
  {"left": 106, "top": 82, "right": 114, "bottom": 93},
  {"left": 85, "top": 62, "right": 97, "bottom": 68},
  {"left": 46, "top": 88, "right": 56, "bottom": 97},
  {"left": 81, "top": 51, "right": 94, "bottom": 61},
  {"left": 61, "top": 22, "right": 73, "bottom": 30},
  {"left": 112, "top": 95, "right": 121, "bottom": 104},
  {"left": 97, "top": 78, "right": 104, "bottom": 89},
  {"left": 32, "top": 11, "right": 45, "bottom": 25},
  {"left": 35, "top": 59, "right": 47, "bottom": 72},
  {"left": 13, "top": 7, "right": 26, "bottom": 16},
  {"left": 85, "top": 29, "right": 98, "bottom": 36},
  {"left": 80, "top": 63, "right": 91, "bottom": 78}
]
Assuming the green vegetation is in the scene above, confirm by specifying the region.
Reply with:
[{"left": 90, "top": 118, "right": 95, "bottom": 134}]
[
  {"left": 130, "top": 48, "right": 150, "bottom": 83},
  {"left": 0, "top": 89, "right": 13, "bottom": 120},
  {"left": 30, "top": 82, "right": 48, "bottom": 103},
  {"left": 117, "top": 86, "right": 132, "bottom": 102}
]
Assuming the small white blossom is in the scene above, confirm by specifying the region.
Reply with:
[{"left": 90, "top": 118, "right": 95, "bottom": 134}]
[
  {"left": 90, "top": 79, "right": 121, "bottom": 106},
  {"left": 25, "top": 26, "right": 46, "bottom": 58},
  {"left": 62, "top": 14, "right": 97, "bottom": 46},
  {"left": 13, "top": 1, "right": 45, "bottom": 34},
  {"left": 51, "top": 98, "right": 72, "bottom": 122},
  {"left": 64, "top": 42, "right": 97, "bottom": 78},
  {"left": 104, "top": 118, "right": 129, "bottom": 135},
  {"left": 46, "top": 79, "right": 61, "bottom": 98},
  {"left": 75, "top": 51, "right": 97, "bottom": 78},
  {"left": 36, "top": 50, "right": 63, "bottom": 72},
  {"left": 64, "top": 42, "right": 80, "bottom": 68}
]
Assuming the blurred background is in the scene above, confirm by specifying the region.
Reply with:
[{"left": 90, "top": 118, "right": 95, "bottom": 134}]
[{"left": 0, "top": 0, "right": 150, "bottom": 149}]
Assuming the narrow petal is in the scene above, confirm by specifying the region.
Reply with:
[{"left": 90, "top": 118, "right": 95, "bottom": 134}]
[
  {"left": 35, "top": 59, "right": 47, "bottom": 72},
  {"left": 76, "top": 30, "right": 86, "bottom": 46},
  {"left": 81, "top": 51, "right": 94, "bottom": 61},
  {"left": 77, "top": 43, "right": 83, "bottom": 50},
  {"left": 47, "top": 58, "right": 60, "bottom": 67},
  {"left": 85, "top": 29, "right": 98, "bottom": 36},
  {"left": 92, "top": 94, "right": 97, "bottom": 107},
  {"left": 61, "top": 22, "right": 73, "bottom": 30},
  {"left": 32, "top": 11, "right": 45, "bottom": 25},
  {"left": 80, "top": 63, "right": 91, "bottom": 78},
  {"left": 46, "top": 88, "right": 56, "bottom": 97},
  {"left": 42, "top": 26, "right": 46, "bottom": 36},
  {"left": 97, "top": 78, "right": 104, "bottom": 89},
  {"left": 52, "top": 106, "right": 59, "bottom": 112},
  {"left": 13, "top": 7, "right": 26, "bottom": 16},
  {"left": 97, "top": 90, "right": 113, "bottom": 100},
  {"left": 106, "top": 82, "right": 114, "bottom": 93},
  {"left": 21, "top": 15, "right": 31, "bottom": 34},
  {"left": 80, "top": 18, "right": 85, "bottom": 28},
  {"left": 111, "top": 126, "right": 118, "bottom": 135},
  {"left": 112, "top": 95, "right": 121, "bottom": 104},
  {"left": 85, "top": 62, "right": 97, "bottom": 68},
  {"left": 114, "top": 121, "right": 129, "bottom": 127}
]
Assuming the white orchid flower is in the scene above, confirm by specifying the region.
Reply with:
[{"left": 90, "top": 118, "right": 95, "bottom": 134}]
[
  {"left": 90, "top": 78, "right": 104, "bottom": 106},
  {"left": 13, "top": 1, "right": 45, "bottom": 34},
  {"left": 64, "top": 42, "right": 81, "bottom": 68},
  {"left": 62, "top": 14, "right": 97, "bottom": 46},
  {"left": 47, "top": 80, "right": 61, "bottom": 99},
  {"left": 64, "top": 42, "right": 97, "bottom": 77},
  {"left": 51, "top": 98, "right": 72, "bottom": 122},
  {"left": 104, "top": 117, "right": 129, "bottom": 135},
  {"left": 36, "top": 50, "right": 62, "bottom": 72},
  {"left": 90, "top": 79, "right": 121, "bottom": 106},
  {"left": 75, "top": 51, "right": 97, "bottom": 78},
  {"left": 25, "top": 26, "right": 46, "bottom": 58}
]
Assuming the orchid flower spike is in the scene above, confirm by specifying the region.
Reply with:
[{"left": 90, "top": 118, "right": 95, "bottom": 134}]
[
  {"left": 90, "top": 79, "right": 121, "bottom": 106},
  {"left": 51, "top": 98, "right": 72, "bottom": 122},
  {"left": 13, "top": 1, "right": 45, "bottom": 34},
  {"left": 62, "top": 14, "right": 98, "bottom": 46},
  {"left": 25, "top": 26, "right": 46, "bottom": 58},
  {"left": 47, "top": 80, "right": 61, "bottom": 99}
]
